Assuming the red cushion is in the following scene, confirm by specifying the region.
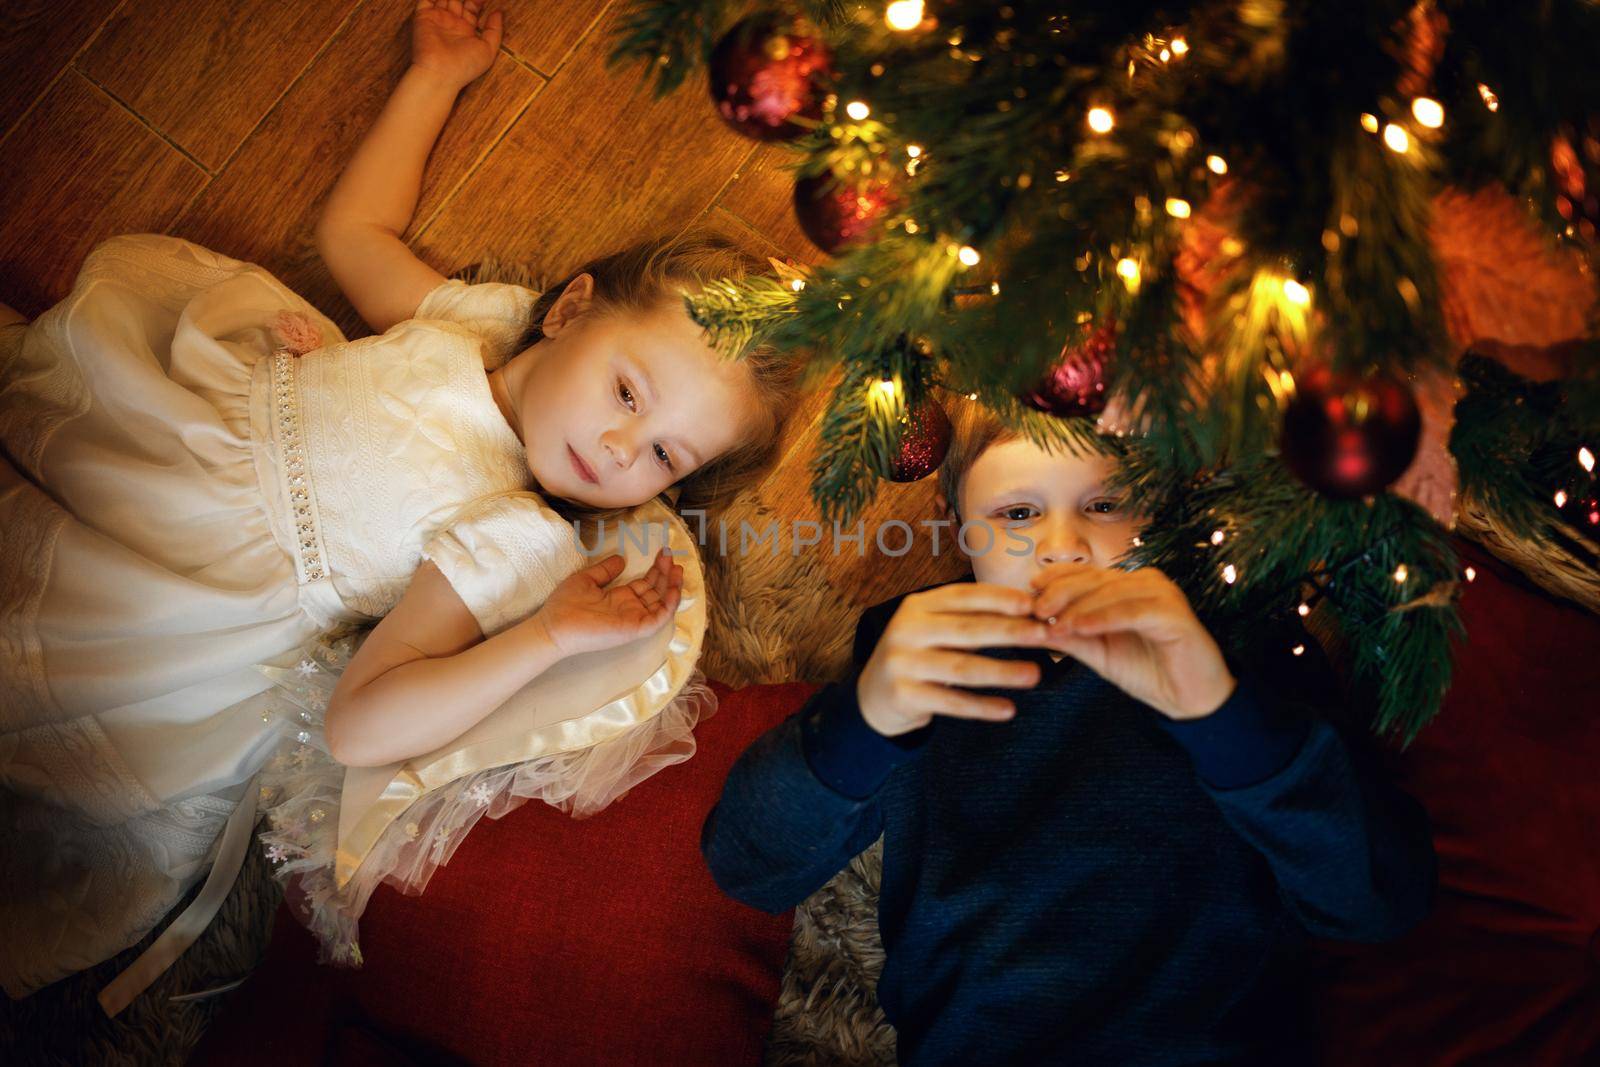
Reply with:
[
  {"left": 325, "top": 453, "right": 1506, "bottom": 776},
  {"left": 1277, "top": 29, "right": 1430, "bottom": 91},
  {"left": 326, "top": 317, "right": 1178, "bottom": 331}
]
[
  {"left": 193, "top": 680, "right": 819, "bottom": 1067},
  {"left": 1312, "top": 539, "right": 1600, "bottom": 1065}
]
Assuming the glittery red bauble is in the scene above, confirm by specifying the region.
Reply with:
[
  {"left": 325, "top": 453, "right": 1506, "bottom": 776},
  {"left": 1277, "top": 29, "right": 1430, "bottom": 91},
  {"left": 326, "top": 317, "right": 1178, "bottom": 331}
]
[
  {"left": 1022, "top": 322, "right": 1116, "bottom": 417},
  {"left": 708, "top": 17, "right": 831, "bottom": 142},
  {"left": 1280, "top": 364, "right": 1422, "bottom": 498},
  {"left": 889, "top": 397, "right": 952, "bottom": 482},
  {"left": 793, "top": 171, "right": 900, "bottom": 255}
]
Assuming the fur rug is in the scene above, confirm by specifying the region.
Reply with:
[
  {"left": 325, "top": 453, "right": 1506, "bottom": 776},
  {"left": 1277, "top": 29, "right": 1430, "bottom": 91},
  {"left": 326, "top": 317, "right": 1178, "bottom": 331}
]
[{"left": 696, "top": 487, "right": 898, "bottom": 1067}]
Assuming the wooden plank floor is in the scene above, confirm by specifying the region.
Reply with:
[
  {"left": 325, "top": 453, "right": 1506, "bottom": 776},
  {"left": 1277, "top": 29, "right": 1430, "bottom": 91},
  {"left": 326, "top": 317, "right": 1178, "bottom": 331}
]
[{"left": 0, "top": 0, "right": 963, "bottom": 620}]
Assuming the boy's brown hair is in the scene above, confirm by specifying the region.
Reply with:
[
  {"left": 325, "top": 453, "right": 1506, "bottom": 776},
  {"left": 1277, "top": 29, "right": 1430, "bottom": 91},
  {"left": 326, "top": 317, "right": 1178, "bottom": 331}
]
[{"left": 937, "top": 396, "right": 1022, "bottom": 523}]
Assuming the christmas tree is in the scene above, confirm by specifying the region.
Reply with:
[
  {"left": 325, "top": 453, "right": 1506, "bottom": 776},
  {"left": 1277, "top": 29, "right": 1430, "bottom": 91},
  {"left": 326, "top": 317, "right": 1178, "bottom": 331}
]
[{"left": 612, "top": 0, "right": 1600, "bottom": 739}]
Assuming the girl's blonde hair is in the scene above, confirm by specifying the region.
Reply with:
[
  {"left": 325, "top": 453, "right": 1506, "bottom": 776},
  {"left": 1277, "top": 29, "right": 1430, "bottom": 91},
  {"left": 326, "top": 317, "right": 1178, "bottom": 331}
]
[{"left": 524, "top": 231, "right": 804, "bottom": 523}]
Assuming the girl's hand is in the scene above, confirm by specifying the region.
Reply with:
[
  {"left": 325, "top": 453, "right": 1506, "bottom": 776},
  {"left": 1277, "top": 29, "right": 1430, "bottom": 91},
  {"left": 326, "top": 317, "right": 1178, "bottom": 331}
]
[
  {"left": 857, "top": 583, "right": 1053, "bottom": 738},
  {"left": 411, "top": 0, "right": 504, "bottom": 91},
  {"left": 1031, "top": 563, "right": 1235, "bottom": 720},
  {"left": 533, "top": 548, "right": 683, "bottom": 659}
]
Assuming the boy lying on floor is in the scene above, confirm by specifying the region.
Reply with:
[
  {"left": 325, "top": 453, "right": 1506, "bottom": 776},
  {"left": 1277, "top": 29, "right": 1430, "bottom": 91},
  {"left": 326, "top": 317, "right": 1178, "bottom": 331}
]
[{"left": 702, "top": 402, "right": 1436, "bottom": 1066}]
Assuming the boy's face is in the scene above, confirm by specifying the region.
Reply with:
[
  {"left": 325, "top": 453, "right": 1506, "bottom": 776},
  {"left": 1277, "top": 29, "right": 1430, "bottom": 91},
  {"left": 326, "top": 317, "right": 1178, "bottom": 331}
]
[{"left": 957, "top": 438, "right": 1142, "bottom": 591}]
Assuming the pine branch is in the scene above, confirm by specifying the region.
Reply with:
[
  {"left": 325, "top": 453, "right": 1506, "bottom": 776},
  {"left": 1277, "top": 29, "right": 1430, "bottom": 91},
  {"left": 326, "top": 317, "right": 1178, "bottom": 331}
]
[{"left": 609, "top": 0, "right": 731, "bottom": 96}]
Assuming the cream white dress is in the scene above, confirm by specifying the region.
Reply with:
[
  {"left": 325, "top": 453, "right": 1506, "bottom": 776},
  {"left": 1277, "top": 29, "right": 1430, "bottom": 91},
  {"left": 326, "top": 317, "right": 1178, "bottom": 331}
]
[{"left": 0, "top": 234, "right": 585, "bottom": 1002}]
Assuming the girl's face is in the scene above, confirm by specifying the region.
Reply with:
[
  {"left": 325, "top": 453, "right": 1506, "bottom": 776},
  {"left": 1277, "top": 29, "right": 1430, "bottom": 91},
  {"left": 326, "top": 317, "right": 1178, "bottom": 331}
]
[
  {"left": 511, "top": 275, "right": 762, "bottom": 509},
  {"left": 957, "top": 438, "right": 1143, "bottom": 591}
]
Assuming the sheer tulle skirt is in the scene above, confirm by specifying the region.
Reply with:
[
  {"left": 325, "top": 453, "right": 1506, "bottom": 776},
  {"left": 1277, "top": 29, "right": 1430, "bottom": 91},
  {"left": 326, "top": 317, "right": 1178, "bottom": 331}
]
[{"left": 251, "top": 629, "right": 718, "bottom": 965}]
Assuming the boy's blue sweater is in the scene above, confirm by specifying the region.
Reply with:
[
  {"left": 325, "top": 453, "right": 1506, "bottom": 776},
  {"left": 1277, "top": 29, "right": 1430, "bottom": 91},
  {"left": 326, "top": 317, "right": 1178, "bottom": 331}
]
[{"left": 702, "top": 588, "right": 1437, "bottom": 1066}]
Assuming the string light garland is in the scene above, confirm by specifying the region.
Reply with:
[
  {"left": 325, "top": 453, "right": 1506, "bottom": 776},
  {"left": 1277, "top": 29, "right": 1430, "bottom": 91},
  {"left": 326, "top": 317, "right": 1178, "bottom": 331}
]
[{"left": 634, "top": 0, "right": 1600, "bottom": 741}]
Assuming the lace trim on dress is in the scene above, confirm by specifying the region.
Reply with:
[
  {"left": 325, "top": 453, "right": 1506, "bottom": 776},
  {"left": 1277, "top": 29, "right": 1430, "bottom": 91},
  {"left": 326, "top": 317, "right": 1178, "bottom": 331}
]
[{"left": 271, "top": 351, "right": 330, "bottom": 583}]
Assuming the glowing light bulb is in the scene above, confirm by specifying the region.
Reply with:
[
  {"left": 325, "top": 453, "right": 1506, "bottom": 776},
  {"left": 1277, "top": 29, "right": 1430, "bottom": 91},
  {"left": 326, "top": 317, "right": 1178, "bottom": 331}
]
[
  {"left": 1210, "top": 529, "right": 1225, "bottom": 545},
  {"left": 1360, "top": 113, "right": 1380, "bottom": 134},
  {"left": 789, "top": 278, "right": 805, "bottom": 291},
  {"left": 1292, "top": 644, "right": 1306, "bottom": 656},
  {"left": 1465, "top": 566, "right": 1477, "bottom": 582},
  {"left": 1555, "top": 489, "right": 1569, "bottom": 508},
  {"left": 878, "top": 378, "right": 898, "bottom": 396},
  {"left": 885, "top": 0, "right": 924, "bottom": 31},
  {"left": 1222, "top": 564, "right": 1237, "bottom": 585},
  {"left": 906, "top": 143, "right": 923, "bottom": 158},
  {"left": 845, "top": 100, "right": 871, "bottom": 121},
  {"left": 1394, "top": 564, "right": 1409, "bottom": 584},
  {"left": 1087, "top": 107, "right": 1115, "bottom": 134},
  {"left": 1116, "top": 257, "right": 1141, "bottom": 291},
  {"left": 957, "top": 245, "right": 981, "bottom": 266},
  {"left": 1206, "top": 154, "right": 1228, "bottom": 175},
  {"left": 1411, "top": 97, "right": 1445, "bottom": 128},
  {"left": 1170, "top": 37, "right": 1189, "bottom": 56},
  {"left": 1383, "top": 123, "right": 1410, "bottom": 153},
  {"left": 989, "top": 281, "right": 1001, "bottom": 295},
  {"left": 1477, "top": 83, "right": 1499, "bottom": 112},
  {"left": 1580, "top": 445, "right": 1595, "bottom": 472},
  {"left": 1159, "top": 48, "right": 1171, "bottom": 63},
  {"left": 1282, "top": 278, "right": 1311, "bottom": 306},
  {"left": 1165, "top": 197, "right": 1192, "bottom": 219},
  {"left": 1297, "top": 602, "right": 1310, "bottom": 617}
]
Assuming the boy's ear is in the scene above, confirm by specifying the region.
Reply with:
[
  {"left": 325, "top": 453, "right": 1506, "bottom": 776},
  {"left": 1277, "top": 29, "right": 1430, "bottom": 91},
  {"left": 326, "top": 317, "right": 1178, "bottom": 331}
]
[{"left": 542, "top": 273, "right": 595, "bottom": 337}]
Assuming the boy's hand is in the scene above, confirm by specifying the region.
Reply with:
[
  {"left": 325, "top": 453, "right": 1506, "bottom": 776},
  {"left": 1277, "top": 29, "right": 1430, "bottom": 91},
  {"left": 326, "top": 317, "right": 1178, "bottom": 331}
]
[
  {"left": 411, "top": 0, "right": 504, "bottom": 90},
  {"left": 857, "top": 584, "right": 1054, "bottom": 738},
  {"left": 532, "top": 549, "right": 682, "bottom": 658},
  {"left": 1031, "top": 563, "right": 1235, "bottom": 720}
]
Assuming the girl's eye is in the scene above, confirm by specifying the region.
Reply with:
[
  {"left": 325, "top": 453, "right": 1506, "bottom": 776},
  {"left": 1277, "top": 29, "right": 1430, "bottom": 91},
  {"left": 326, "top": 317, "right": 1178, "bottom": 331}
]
[
  {"left": 1086, "top": 497, "right": 1122, "bottom": 516},
  {"left": 618, "top": 380, "right": 637, "bottom": 411},
  {"left": 653, "top": 442, "right": 674, "bottom": 470},
  {"left": 999, "top": 505, "right": 1038, "bottom": 522}
]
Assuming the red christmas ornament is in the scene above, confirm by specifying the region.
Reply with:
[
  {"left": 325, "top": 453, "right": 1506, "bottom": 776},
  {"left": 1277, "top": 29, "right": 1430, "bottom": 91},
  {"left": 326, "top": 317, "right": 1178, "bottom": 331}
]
[
  {"left": 1022, "top": 321, "right": 1116, "bottom": 417},
  {"left": 888, "top": 396, "right": 952, "bottom": 482},
  {"left": 793, "top": 171, "right": 900, "bottom": 255},
  {"left": 1280, "top": 364, "right": 1422, "bottom": 499},
  {"left": 708, "top": 17, "right": 831, "bottom": 142}
]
